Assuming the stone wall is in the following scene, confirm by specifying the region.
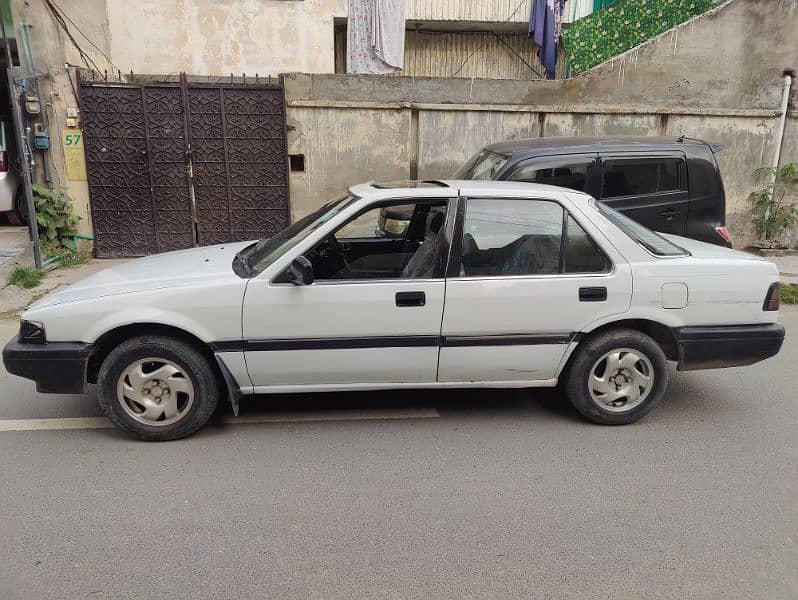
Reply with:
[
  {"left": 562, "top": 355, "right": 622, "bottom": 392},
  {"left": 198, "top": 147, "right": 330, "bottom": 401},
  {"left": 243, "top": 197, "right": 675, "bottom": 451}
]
[{"left": 284, "top": 0, "right": 798, "bottom": 246}]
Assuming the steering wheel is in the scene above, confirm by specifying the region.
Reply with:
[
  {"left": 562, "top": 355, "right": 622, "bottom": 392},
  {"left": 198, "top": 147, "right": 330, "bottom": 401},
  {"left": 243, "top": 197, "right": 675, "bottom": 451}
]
[{"left": 311, "top": 234, "right": 350, "bottom": 278}]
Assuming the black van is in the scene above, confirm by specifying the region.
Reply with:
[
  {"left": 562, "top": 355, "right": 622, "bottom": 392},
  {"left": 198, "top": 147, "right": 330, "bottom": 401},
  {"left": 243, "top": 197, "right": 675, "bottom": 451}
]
[{"left": 454, "top": 136, "right": 731, "bottom": 247}]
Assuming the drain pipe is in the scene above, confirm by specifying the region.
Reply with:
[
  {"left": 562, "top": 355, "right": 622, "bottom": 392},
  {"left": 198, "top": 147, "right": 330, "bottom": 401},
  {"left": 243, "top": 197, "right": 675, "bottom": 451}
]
[
  {"left": 771, "top": 69, "right": 794, "bottom": 179},
  {"left": 762, "top": 69, "right": 795, "bottom": 240}
]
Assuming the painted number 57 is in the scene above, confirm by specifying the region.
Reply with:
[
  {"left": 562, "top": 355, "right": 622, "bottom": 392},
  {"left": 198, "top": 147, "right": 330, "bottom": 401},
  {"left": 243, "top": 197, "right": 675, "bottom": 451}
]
[{"left": 65, "top": 133, "right": 81, "bottom": 146}]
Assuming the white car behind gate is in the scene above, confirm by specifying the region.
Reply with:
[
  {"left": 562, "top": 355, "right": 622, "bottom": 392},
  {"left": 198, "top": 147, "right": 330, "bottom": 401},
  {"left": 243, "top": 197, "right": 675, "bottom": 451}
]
[{"left": 3, "top": 181, "right": 785, "bottom": 440}]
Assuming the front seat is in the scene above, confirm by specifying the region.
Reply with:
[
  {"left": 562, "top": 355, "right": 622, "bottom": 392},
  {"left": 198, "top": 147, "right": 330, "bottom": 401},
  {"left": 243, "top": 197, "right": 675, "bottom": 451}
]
[{"left": 401, "top": 210, "right": 446, "bottom": 278}]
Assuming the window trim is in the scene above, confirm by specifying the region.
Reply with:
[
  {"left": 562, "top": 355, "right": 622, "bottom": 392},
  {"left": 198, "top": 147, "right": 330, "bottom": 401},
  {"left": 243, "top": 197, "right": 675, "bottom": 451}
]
[
  {"left": 448, "top": 196, "right": 614, "bottom": 281},
  {"left": 272, "top": 197, "right": 457, "bottom": 284}
]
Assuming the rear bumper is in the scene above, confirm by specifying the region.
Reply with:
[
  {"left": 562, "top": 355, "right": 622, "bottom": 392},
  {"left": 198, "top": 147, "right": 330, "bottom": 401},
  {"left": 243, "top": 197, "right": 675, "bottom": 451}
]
[
  {"left": 674, "top": 324, "right": 785, "bottom": 371},
  {"left": 2, "top": 335, "right": 91, "bottom": 393}
]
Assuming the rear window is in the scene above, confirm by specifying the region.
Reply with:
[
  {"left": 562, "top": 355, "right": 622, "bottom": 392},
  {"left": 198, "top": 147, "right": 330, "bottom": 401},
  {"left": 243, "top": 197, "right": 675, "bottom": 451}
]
[
  {"left": 602, "top": 158, "right": 682, "bottom": 198},
  {"left": 595, "top": 201, "right": 688, "bottom": 257},
  {"left": 454, "top": 150, "right": 508, "bottom": 181}
]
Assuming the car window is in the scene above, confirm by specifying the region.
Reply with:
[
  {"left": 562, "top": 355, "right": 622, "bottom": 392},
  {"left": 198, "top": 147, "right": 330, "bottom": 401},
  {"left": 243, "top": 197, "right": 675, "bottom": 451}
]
[
  {"left": 459, "top": 199, "right": 563, "bottom": 276},
  {"left": 307, "top": 202, "right": 448, "bottom": 280},
  {"left": 454, "top": 150, "right": 508, "bottom": 180},
  {"left": 563, "top": 215, "right": 609, "bottom": 273},
  {"left": 595, "top": 201, "right": 688, "bottom": 257},
  {"left": 336, "top": 203, "right": 414, "bottom": 239},
  {"left": 602, "top": 158, "right": 682, "bottom": 198},
  {"left": 508, "top": 159, "right": 592, "bottom": 192},
  {"left": 245, "top": 194, "right": 356, "bottom": 275}
]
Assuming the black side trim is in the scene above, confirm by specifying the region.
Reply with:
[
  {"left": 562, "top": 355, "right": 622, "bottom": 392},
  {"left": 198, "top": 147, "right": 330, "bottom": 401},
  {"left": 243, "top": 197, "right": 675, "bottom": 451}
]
[
  {"left": 246, "top": 336, "right": 440, "bottom": 351},
  {"left": 441, "top": 333, "right": 574, "bottom": 347},
  {"left": 211, "top": 333, "right": 578, "bottom": 352},
  {"left": 2, "top": 335, "right": 91, "bottom": 394},
  {"left": 673, "top": 323, "right": 785, "bottom": 371},
  {"left": 210, "top": 340, "right": 245, "bottom": 352}
]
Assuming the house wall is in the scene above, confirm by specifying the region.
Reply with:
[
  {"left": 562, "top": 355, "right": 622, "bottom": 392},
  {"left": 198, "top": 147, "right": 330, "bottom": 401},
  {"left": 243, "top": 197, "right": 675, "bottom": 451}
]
[
  {"left": 285, "top": 0, "right": 798, "bottom": 246},
  {"left": 8, "top": 0, "right": 797, "bottom": 249}
]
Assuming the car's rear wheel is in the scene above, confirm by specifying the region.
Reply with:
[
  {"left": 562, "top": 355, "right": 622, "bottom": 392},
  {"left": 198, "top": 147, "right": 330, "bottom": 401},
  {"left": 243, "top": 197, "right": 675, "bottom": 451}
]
[
  {"left": 564, "top": 329, "right": 668, "bottom": 425},
  {"left": 97, "top": 335, "right": 219, "bottom": 440}
]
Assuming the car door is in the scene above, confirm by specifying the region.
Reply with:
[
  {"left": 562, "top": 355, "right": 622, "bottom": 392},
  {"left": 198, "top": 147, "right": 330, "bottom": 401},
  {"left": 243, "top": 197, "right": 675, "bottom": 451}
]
[
  {"left": 438, "top": 194, "right": 632, "bottom": 383},
  {"left": 501, "top": 153, "right": 600, "bottom": 195},
  {"left": 598, "top": 153, "right": 688, "bottom": 235},
  {"left": 241, "top": 197, "right": 455, "bottom": 390}
]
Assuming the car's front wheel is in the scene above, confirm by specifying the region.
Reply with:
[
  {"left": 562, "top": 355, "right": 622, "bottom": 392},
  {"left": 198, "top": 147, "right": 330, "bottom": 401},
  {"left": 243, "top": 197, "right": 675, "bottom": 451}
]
[
  {"left": 97, "top": 335, "right": 220, "bottom": 440},
  {"left": 564, "top": 329, "right": 668, "bottom": 425}
]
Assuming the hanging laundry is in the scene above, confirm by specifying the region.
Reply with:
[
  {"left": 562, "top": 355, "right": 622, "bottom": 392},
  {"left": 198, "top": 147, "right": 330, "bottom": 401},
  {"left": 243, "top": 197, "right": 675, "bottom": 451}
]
[
  {"left": 593, "top": 0, "right": 619, "bottom": 10},
  {"left": 563, "top": 0, "right": 594, "bottom": 23},
  {"left": 529, "top": 0, "right": 565, "bottom": 78},
  {"left": 347, "top": 0, "right": 405, "bottom": 75}
]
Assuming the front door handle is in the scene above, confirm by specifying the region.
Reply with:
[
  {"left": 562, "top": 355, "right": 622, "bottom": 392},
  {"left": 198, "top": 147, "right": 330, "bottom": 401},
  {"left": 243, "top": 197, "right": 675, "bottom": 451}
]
[
  {"left": 396, "top": 291, "right": 426, "bottom": 307},
  {"left": 579, "top": 287, "right": 607, "bottom": 302}
]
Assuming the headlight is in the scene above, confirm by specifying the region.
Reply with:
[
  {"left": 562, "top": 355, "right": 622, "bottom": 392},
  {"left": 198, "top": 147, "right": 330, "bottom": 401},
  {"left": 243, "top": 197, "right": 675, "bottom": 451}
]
[{"left": 19, "top": 320, "right": 46, "bottom": 344}]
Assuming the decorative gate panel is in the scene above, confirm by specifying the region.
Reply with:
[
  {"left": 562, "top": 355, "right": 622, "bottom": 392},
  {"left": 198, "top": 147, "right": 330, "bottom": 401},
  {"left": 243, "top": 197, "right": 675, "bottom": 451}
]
[{"left": 78, "top": 74, "right": 289, "bottom": 257}]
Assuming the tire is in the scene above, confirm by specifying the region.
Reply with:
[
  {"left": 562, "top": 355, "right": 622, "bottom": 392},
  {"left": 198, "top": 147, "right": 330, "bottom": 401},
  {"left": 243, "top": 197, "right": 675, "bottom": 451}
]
[
  {"left": 97, "top": 335, "right": 220, "bottom": 441},
  {"left": 7, "top": 186, "right": 27, "bottom": 226},
  {"left": 564, "top": 329, "right": 668, "bottom": 425}
]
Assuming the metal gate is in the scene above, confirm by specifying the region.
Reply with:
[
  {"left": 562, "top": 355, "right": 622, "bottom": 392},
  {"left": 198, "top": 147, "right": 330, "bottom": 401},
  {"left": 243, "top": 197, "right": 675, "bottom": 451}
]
[{"left": 78, "top": 73, "right": 289, "bottom": 257}]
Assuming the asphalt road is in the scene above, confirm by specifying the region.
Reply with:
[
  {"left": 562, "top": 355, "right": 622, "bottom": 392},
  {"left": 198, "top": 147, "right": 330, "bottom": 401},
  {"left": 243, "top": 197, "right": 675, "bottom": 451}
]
[{"left": 0, "top": 310, "right": 796, "bottom": 599}]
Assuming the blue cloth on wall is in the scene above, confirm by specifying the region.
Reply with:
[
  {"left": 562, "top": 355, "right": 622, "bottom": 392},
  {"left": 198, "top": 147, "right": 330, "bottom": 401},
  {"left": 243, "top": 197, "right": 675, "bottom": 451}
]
[{"left": 529, "top": 0, "right": 565, "bottom": 78}]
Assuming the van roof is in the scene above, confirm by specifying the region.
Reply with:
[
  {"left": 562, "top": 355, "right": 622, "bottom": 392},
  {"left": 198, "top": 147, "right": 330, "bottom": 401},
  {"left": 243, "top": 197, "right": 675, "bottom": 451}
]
[{"left": 483, "top": 136, "right": 719, "bottom": 156}]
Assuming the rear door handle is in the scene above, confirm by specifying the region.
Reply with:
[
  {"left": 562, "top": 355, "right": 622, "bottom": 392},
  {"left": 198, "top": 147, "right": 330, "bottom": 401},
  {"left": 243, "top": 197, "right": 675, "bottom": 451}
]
[
  {"left": 660, "top": 208, "right": 680, "bottom": 220},
  {"left": 579, "top": 287, "right": 607, "bottom": 302},
  {"left": 396, "top": 291, "right": 426, "bottom": 307}
]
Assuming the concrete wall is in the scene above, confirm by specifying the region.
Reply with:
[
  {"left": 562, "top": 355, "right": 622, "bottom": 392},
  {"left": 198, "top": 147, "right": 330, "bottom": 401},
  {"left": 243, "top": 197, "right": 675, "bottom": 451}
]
[{"left": 285, "top": 0, "right": 798, "bottom": 247}]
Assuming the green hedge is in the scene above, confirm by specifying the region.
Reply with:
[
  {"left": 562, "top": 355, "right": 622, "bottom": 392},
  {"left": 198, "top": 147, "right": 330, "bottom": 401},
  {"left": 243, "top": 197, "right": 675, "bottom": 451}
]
[{"left": 561, "top": 0, "right": 716, "bottom": 74}]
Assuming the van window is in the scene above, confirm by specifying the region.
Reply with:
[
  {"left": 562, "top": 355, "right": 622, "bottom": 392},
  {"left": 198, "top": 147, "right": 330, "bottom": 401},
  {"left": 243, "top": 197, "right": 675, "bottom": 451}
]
[
  {"left": 508, "top": 158, "right": 593, "bottom": 192},
  {"left": 602, "top": 158, "right": 682, "bottom": 198},
  {"left": 454, "top": 150, "right": 508, "bottom": 180}
]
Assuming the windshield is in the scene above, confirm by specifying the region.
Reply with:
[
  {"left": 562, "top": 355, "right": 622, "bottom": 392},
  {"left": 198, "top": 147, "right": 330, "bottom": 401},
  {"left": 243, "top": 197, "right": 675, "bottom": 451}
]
[
  {"left": 595, "top": 201, "right": 688, "bottom": 257},
  {"left": 240, "top": 194, "right": 357, "bottom": 276},
  {"left": 454, "top": 150, "right": 508, "bottom": 180}
]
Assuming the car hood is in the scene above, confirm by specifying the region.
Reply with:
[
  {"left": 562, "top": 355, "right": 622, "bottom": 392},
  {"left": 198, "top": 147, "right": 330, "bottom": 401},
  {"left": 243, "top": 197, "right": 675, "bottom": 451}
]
[
  {"left": 660, "top": 234, "right": 766, "bottom": 261},
  {"left": 29, "top": 241, "right": 254, "bottom": 309}
]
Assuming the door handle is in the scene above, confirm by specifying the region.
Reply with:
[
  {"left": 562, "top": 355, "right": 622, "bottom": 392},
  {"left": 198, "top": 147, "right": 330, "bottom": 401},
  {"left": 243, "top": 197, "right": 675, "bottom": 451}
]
[
  {"left": 396, "top": 291, "right": 426, "bottom": 307},
  {"left": 660, "top": 208, "right": 680, "bottom": 220},
  {"left": 579, "top": 287, "right": 607, "bottom": 302}
]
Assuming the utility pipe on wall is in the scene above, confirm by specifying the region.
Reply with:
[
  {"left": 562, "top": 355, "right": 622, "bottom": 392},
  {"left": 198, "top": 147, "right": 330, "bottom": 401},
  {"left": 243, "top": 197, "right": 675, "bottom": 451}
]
[
  {"left": 771, "top": 69, "right": 794, "bottom": 179},
  {"left": 761, "top": 69, "right": 794, "bottom": 241}
]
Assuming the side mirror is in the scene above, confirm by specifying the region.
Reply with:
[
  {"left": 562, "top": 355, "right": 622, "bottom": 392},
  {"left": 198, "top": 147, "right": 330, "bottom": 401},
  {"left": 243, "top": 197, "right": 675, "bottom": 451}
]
[{"left": 288, "top": 256, "right": 314, "bottom": 285}]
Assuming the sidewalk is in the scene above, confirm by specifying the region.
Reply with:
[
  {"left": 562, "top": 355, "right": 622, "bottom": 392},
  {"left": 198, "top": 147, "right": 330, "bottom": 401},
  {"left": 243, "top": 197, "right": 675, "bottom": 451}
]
[
  {"left": 0, "top": 257, "right": 129, "bottom": 318},
  {"left": 766, "top": 254, "right": 798, "bottom": 285}
]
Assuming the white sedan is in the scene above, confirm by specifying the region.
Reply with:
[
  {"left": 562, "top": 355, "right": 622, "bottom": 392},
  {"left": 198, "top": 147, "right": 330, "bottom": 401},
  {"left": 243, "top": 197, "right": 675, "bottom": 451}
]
[{"left": 3, "top": 181, "right": 785, "bottom": 440}]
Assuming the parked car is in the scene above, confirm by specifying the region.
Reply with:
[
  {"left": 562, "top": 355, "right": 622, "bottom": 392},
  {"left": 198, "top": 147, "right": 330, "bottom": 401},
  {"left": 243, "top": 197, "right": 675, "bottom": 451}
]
[
  {"left": 454, "top": 136, "right": 732, "bottom": 247},
  {"left": 3, "top": 180, "right": 784, "bottom": 440},
  {"left": 0, "top": 120, "right": 24, "bottom": 225}
]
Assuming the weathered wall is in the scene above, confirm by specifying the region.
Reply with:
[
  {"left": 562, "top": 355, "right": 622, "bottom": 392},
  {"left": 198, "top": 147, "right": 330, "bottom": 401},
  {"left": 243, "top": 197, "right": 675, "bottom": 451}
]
[
  {"left": 285, "top": 0, "right": 798, "bottom": 247},
  {"left": 9, "top": 0, "right": 110, "bottom": 235},
  {"left": 106, "top": 0, "right": 531, "bottom": 77}
]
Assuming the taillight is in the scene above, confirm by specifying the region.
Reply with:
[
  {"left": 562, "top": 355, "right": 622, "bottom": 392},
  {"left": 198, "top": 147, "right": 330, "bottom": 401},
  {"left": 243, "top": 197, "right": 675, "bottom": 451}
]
[
  {"left": 715, "top": 226, "right": 732, "bottom": 246},
  {"left": 763, "top": 282, "right": 781, "bottom": 311},
  {"left": 0, "top": 150, "right": 7, "bottom": 172}
]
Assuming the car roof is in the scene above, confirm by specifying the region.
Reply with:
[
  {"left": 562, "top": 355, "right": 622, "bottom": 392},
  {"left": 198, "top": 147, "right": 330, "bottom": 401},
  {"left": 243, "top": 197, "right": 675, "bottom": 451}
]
[
  {"left": 483, "top": 135, "right": 714, "bottom": 156},
  {"left": 349, "top": 180, "right": 580, "bottom": 200}
]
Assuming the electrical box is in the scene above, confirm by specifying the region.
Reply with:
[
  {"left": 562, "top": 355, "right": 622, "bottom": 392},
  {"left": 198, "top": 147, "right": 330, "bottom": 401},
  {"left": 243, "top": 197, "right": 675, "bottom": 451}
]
[
  {"left": 33, "top": 123, "right": 50, "bottom": 150},
  {"left": 25, "top": 94, "right": 41, "bottom": 115}
]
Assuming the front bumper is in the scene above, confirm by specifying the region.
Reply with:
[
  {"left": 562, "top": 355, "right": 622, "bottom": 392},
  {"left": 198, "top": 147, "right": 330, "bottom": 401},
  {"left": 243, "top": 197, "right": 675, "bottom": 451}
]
[
  {"left": 2, "top": 335, "right": 91, "bottom": 393},
  {"left": 674, "top": 324, "right": 785, "bottom": 371}
]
